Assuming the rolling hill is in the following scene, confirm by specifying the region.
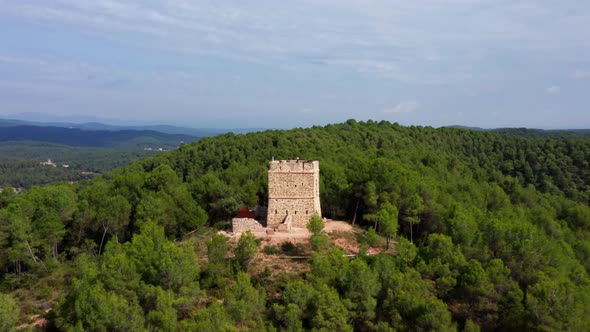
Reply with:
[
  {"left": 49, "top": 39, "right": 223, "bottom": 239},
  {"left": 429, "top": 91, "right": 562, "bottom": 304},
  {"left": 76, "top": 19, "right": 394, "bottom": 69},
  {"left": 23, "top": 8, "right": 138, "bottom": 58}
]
[
  {"left": 0, "top": 125, "right": 196, "bottom": 148},
  {"left": 1, "top": 120, "right": 589, "bottom": 330}
]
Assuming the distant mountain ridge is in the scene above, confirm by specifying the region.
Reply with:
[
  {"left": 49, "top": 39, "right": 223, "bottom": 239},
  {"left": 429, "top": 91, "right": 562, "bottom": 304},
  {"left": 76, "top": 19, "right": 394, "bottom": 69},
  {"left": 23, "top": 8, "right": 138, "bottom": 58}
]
[
  {"left": 0, "top": 125, "right": 197, "bottom": 148},
  {"left": 0, "top": 116, "right": 265, "bottom": 136}
]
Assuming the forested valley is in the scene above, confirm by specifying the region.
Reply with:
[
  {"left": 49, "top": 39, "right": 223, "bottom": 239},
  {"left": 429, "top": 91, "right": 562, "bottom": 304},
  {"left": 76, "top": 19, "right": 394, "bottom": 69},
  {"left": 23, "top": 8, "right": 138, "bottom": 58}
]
[
  {"left": 0, "top": 122, "right": 200, "bottom": 188},
  {"left": 0, "top": 142, "right": 162, "bottom": 189},
  {"left": 1, "top": 120, "right": 589, "bottom": 331}
]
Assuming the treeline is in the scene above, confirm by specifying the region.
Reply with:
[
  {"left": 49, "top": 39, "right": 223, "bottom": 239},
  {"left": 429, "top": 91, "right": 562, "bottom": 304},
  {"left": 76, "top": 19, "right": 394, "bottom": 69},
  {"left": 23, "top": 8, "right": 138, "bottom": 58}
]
[
  {"left": 1, "top": 120, "right": 589, "bottom": 331},
  {"left": 492, "top": 127, "right": 590, "bottom": 139}
]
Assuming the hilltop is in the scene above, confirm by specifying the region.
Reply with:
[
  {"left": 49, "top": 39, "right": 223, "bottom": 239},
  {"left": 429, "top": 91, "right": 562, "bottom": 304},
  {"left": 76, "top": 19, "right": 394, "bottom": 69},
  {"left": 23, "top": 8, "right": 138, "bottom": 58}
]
[{"left": 0, "top": 120, "right": 589, "bottom": 331}]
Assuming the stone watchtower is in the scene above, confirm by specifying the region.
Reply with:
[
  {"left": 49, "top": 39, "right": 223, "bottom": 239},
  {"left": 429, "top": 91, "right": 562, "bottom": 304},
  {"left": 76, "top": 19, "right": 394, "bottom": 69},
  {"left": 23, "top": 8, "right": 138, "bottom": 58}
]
[{"left": 267, "top": 160, "right": 321, "bottom": 228}]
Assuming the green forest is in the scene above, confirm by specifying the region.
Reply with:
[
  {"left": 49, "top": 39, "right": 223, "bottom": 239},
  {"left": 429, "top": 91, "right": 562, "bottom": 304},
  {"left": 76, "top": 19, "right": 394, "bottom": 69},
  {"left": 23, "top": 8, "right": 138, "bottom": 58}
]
[
  {"left": 1, "top": 120, "right": 589, "bottom": 331},
  {"left": 0, "top": 141, "right": 162, "bottom": 188}
]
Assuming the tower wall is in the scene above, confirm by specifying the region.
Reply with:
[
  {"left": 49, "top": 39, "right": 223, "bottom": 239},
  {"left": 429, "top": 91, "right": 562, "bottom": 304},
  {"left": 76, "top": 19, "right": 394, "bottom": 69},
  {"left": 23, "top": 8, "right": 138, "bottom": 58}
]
[{"left": 267, "top": 160, "right": 321, "bottom": 228}]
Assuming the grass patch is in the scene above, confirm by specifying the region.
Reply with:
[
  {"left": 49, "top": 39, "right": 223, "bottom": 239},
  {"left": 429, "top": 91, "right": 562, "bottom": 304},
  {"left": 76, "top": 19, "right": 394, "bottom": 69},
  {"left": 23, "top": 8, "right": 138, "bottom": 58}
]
[{"left": 329, "top": 230, "right": 358, "bottom": 242}]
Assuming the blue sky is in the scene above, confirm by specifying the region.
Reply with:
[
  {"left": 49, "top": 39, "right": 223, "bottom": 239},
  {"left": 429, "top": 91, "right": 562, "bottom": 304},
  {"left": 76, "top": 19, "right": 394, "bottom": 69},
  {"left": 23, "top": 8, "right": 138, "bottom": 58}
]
[{"left": 0, "top": 1, "right": 589, "bottom": 128}]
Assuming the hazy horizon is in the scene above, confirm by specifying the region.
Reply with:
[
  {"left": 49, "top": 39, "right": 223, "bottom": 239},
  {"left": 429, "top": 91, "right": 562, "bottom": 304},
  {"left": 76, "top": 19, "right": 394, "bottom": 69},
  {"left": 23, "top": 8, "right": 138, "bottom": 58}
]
[
  {"left": 4, "top": 111, "right": 590, "bottom": 131},
  {"left": 1, "top": 1, "right": 589, "bottom": 129}
]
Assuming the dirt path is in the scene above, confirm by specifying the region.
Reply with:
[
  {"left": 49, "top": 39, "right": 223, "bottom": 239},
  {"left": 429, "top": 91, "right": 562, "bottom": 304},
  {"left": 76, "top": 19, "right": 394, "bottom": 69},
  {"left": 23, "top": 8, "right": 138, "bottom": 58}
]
[{"left": 324, "top": 220, "right": 356, "bottom": 233}]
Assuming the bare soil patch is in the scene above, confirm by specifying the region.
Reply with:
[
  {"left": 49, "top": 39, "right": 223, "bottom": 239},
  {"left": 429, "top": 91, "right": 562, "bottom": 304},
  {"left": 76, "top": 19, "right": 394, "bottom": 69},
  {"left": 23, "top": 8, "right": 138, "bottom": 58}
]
[{"left": 222, "top": 219, "right": 392, "bottom": 255}]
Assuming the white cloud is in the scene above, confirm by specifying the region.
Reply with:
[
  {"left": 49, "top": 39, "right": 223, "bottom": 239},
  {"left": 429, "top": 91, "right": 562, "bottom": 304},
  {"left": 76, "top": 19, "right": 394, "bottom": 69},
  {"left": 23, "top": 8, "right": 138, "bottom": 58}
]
[
  {"left": 1, "top": 1, "right": 590, "bottom": 128},
  {"left": 546, "top": 86, "right": 561, "bottom": 94},
  {"left": 384, "top": 100, "right": 419, "bottom": 113},
  {"left": 0, "top": 51, "right": 195, "bottom": 96},
  {"left": 2, "top": 1, "right": 589, "bottom": 81}
]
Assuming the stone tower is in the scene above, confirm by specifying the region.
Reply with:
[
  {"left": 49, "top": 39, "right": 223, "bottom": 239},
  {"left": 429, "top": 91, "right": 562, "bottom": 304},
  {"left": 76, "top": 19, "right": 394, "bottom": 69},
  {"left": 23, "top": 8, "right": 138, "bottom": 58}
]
[{"left": 267, "top": 160, "right": 321, "bottom": 228}]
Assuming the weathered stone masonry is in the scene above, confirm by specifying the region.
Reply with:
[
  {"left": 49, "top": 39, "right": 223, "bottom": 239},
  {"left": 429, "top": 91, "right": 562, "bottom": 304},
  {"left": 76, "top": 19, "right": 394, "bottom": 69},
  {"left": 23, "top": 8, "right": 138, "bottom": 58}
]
[
  {"left": 231, "top": 218, "right": 266, "bottom": 233},
  {"left": 267, "top": 160, "right": 321, "bottom": 228}
]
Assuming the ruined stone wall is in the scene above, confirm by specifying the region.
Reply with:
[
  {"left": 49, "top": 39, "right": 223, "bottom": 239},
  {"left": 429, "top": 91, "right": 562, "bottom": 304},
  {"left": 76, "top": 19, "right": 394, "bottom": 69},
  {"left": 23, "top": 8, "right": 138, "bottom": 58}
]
[
  {"left": 267, "top": 160, "right": 321, "bottom": 228},
  {"left": 232, "top": 218, "right": 265, "bottom": 233}
]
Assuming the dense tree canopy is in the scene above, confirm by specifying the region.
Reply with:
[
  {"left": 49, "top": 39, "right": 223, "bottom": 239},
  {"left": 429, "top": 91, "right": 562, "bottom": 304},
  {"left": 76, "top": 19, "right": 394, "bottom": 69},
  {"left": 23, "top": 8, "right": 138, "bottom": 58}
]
[{"left": 1, "top": 120, "right": 590, "bottom": 330}]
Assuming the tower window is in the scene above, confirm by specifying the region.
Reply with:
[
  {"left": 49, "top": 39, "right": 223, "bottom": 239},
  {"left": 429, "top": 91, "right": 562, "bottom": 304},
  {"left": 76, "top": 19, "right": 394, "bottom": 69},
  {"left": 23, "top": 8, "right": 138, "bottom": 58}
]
[
  {"left": 275, "top": 210, "right": 277, "bottom": 214},
  {"left": 295, "top": 211, "right": 298, "bottom": 214},
  {"left": 286, "top": 210, "right": 288, "bottom": 215}
]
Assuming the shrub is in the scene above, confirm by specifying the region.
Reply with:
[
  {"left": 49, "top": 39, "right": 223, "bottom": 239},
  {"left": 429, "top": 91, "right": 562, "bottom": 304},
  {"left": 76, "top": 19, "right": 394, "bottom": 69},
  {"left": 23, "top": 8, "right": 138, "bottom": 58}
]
[
  {"left": 310, "top": 234, "right": 331, "bottom": 252},
  {"left": 235, "top": 231, "right": 258, "bottom": 271},
  {"left": 281, "top": 242, "right": 298, "bottom": 256},
  {"left": 365, "top": 227, "right": 380, "bottom": 247},
  {"left": 307, "top": 214, "right": 324, "bottom": 236},
  {"left": 263, "top": 245, "right": 279, "bottom": 255}
]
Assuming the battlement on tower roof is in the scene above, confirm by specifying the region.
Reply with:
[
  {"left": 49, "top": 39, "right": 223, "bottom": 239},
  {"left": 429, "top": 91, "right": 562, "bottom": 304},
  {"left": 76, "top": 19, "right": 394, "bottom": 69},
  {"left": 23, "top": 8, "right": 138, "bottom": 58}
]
[{"left": 268, "top": 160, "right": 318, "bottom": 172}]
